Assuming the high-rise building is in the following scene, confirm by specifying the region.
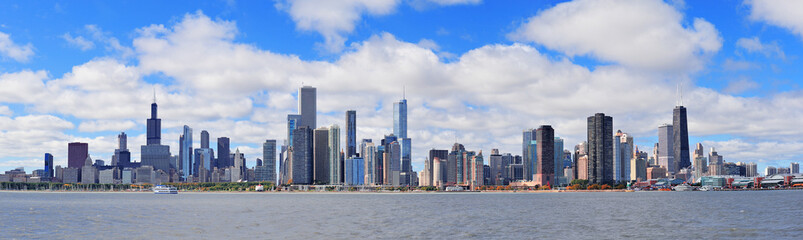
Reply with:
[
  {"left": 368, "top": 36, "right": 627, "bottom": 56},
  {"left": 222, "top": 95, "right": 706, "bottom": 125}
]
[
  {"left": 433, "top": 157, "right": 444, "bottom": 187},
  {"left": 448, "top": 143, "right": 466, "bottom": 184},
  {"left": 287, "top": 114, "right": 302, "bottom": 143},
  {"left": 299, "top": 86, "right": 316, "bottom": 129},
  {"left": 400, "top": 138, "right": 412, "bottom": 173},
  {"left": 554, "top": 137, "right": 564, "bottom": 181},
  {"left": 313, "top": 127, "right": 330, "bottom": 184},
  {"left": 708, "top": 148, "right": 723, "bottom": 175},
  {"left": 113, "top": 132, "right": 131, "bottom": 168},
  {"left": 489, "top": 149, "right": 506, "bottom": 185},
  {"left": 346, "top": 110, "right": 357, "bottom": 158},
  {"left": 746, "top": 162, "right": 758, "bottom": 177},
  {"left": 179, "top": 125, "right": 193, "bottom": 180},
  {"left": 791, "top": 162, "right": 800, "bottom": 174},
  {"left": 673, "top": 105, "right": 691, "bottom": 171},
  {"left": 147, "top": 97, "right": 161, "bottom": 145},
  {"left": 765, "top": 166, "right": 777, "bottom": 176},
  {"left": 43, "top": 153, "right": 54, "bottom": 181},
  {"left": 263, "top": 140, "right": 277, "bottom": 183},
  {"left": 587, "top": 113, "right": 613, "bottom": 185},
  {"left": 217, "top": 137, "right": 230, "bottom": 169},
  {"left": 68, "top": 142, "right": 89, "bottom": 169},
  {"left": 631, "top": 148, "right": 647, "bottom": 181},
  {"left": 535, "top": 125, "right": 555, "bottom": 186},
  {"left": 329, "top": 124, "right": 341, "bottom": 184},
  {"left": 201, "top": 130, "right": 210, "bottom": 149},
  {"left": 522, "top": 129, "right": 536, "bottom": 181},
  {"left": 427, "top": 149, "right": 448, "bottom": 186},
  {"left": 393, "top": 99, "right": 407, "bottom": 139},
  {"left": 141, "top": 98, "right": 170, "bottom": 172},
  {"left": 361, "top": 140, "right": 376, "bottom": 185},
  {"left": 292, "top": 126, "right": 313, "bottom": 184},
  {"left": 658, "top": 124, "right": 675, "bottom": 173},
  {"left": 615, "top": 131, "right": 633, "bottom": 182},
  {"left": 471, "top": 152, "right": 484, "bottom": 189}
]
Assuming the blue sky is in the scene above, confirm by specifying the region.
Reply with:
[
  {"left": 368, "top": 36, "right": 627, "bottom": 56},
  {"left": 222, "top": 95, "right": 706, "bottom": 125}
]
[{"left": 1, "top": 0, "right": 802, "bottom": 175}]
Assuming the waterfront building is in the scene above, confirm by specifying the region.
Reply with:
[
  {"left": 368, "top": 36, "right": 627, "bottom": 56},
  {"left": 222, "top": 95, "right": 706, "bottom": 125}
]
[
  {"left": 233, "top": 149, "right": 245, "bottom": 182},
  {"left": 346, "top": 157, "right": 365, "bottom": 185},
  {"left": 121, "top": 168, "right": 133, "bottom": 184},
  {"left": 136, "top": 166, "right": 154, "bottom": 184},
  {"left": 489, "top": 150, "right": 505, "bottom": 185},
  {"left": 427, "top": 149, "right": 448, "bottom": 186},
  {"left": 433, "top": 158, "right": 444, "bottom": 187},
  {"left": 507, "top": 164, "right": 524, "bottom": 181},
  {"left": 299, "top": 86, "right": 316, "bottom": 129},
  {"left": 573, "top": 142, "right": 587, "bottom": 180},
  {"left": 535, "top": 125, "right": 555, "bottom": 186},
  {"left": 141, "top": 98, "right": 171, "bottom": 172},
  {"left": 43, "top": 153, "right": 53, "bottom": 181},
  {"left": 631, "top": 147, "right": 647, "bottom": 181},
  {"left": 471, "top": 152, "right": 484, "bottom": 188},
  {"left": 179, "top": 125, "right": 193, "bottom": 180},
  {"left": 263, "top": 140, "right": 277, "bottom": 183},
  {"left": 98, "top": 168, "right": 117, "bottom": 184},
  {"left": 791, "top": 162, "right": 800, "bottom": 174},
  {"left": 615, "top": 131, "right": 633, "bottom": 182},
  {"left": 708, "top": 148, "right": 723, "bottom": 175},
  {"left": 523, "top": 129, "right": 535, "bottom": 182},
  {"left": 292, "top": 126, "right": 313, "bottom": 184},
  {"left": 346, "top": 110, "right": 357, "bottom": 158},
  {"left": 554, "top": 137, "right": 564, "bottom": 182},
  {"left": 62, "top": 168, "right": 79, "bottom": 183},
  {"left": 587, "top": 113, "right": 613, "bottom": 184},
  {"left": 67, "top": 142, "right": 89, "bottom": 169},
  {"left": 777, "top": 167, "right": 790, "bottom": 174},
  {"left": 329, "top": 124, "right": 341, "bottom": 184},
  {"left": 313, "top": 127, "right": 330, "bottom": 184},
  {"left": 658, "top": 124, "right": 674, "bottom": 173},
  {"left": 746, "top": 162, "right": 758, "bottom": 177},
  {"left": 361, "top": 139, "right": 376, "bottom": 185},
  {"left": 674, "top": 105, "right": 691, "bottom": 171},
  {"left": 563, "top": 167, "right": 574, "bottom": 183},
  {"left": 81, "top": 156, "right": 97, "bottom": 184},
  {"left": 217, "top": 137, "right": 230, "bottom": 169},
  {"left": 647, "top": 166, "right": 666, "bottom": 180},
  {"left": 448, "top": 143, "right": 465, "bottom": 184}
]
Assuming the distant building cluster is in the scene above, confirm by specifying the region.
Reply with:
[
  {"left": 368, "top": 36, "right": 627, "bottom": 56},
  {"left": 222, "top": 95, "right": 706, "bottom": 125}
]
[{"left": 2, "top": 87, "right": 801, "bottom": 189}]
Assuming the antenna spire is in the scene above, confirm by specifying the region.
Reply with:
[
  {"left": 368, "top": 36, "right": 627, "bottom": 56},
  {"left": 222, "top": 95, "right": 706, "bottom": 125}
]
[
  {"left": 153, "top": 86, "right": 156, "bottom": 103},
  {"left": 403, "top": 85, "right": 406, "bottom": 100}
]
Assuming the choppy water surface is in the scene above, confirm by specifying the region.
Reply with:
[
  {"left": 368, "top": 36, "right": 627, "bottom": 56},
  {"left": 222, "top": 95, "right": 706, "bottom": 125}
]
[{"left": 2, "top": 190, "right": 802, "bottom": 239}]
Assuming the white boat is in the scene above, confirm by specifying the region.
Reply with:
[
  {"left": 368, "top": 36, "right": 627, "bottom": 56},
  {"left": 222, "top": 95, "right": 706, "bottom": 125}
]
[
  {"left": 699, "top": 185, "right": 712, "bottom": 191},
  {"left": 672, "top": 183, "right": 694, "bottom": 191},
  {"left": 255, "top": 185, "right": 264, "bottom": 192},
  {"left": 153, "top": 185, "right": 178, "bottom": 194}
]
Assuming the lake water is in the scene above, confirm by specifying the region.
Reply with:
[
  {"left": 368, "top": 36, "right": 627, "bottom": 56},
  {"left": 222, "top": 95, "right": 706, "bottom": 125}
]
[{"left": 2, "top": 190, "right": 802, "bottom": 239}]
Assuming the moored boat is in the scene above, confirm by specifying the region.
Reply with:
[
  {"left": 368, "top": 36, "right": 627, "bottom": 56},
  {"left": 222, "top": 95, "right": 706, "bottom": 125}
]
[
  {"left": 672, "top": 183, "right": 694, "bottom": 191},
  {"left": 153, "top": 185, "right": 178, "bottom": 194}
]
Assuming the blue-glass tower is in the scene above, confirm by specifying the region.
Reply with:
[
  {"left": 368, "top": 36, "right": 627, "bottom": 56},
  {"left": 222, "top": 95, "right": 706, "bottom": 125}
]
[
  {"left": 180, "top": 125, "right": 193, "bottom": 180},
  {"left": 393, "top": 99, "right": 407, "bottom": 139}
]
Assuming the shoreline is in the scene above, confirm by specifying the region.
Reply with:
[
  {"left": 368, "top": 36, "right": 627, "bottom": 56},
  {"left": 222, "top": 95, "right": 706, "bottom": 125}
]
[{"left": 2, "top": 188, "right": 801, "bottom": 194}]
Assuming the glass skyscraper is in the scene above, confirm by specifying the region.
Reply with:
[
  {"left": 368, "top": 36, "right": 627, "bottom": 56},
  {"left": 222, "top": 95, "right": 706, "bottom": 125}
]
[
  {"left": 263, "top": 139, "right": 277, "bottom": 183},
  {"left": 673, "top": 105, "right": 691, "bottom": 171},
  {"left": 299, "top": 86, "right": 316, "bottom": 129},
  {"left": 346, "top": 110, "right": 357, "bottom": 158},
  {"left": 587, "top": 113, "right": 613, "bottom": 185},
  {"left": 393, "top": 99, "right": 407, "bottom": 139},
  {"left": 180, "top": 125, "right": 193, "bottom": 180}
]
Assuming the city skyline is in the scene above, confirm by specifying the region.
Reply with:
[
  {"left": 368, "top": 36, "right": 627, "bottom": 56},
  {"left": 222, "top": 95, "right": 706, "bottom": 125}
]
[{"left": 2, "top": 1, "right": 803, "bottom": 174}]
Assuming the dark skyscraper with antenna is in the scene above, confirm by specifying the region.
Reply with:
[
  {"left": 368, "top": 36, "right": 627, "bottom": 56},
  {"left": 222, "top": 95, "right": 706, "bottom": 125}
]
[
  {"left": 674, "top": 84, "right": 691, "bottom": 171},
  {"left": 147, "top": 93, "right": 161, "bottom": 145}
]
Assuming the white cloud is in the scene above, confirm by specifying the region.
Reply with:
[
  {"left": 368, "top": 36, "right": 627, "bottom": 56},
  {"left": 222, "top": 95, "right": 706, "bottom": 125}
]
[
  {"left": 509, "top": 0, "right": 721, "bottom": 73},
  {"left": 61, "top": 33, "right": 95, "bottom": 51},
  {"left": 275, "top": 0, "right": 400, "bottom": 52},
  {"left": 78, "top": 120, "right": 138, "bottom": 132},
  {"left": 0, "top": 106, "right": 11, "bottom": 116},
  {"left": 409, "top": 0, "right": 481, "bottom": 10},
  {"left": 0, "top": 31, "right": 34, "bottom": 62},
  {"left": 747, "top": 0, "right": 803, "bottom": 41},
  {"left": 722, "top": 77, "right": 759, "bottom": 94},
  {"left": 722, "top": 59, "right": 759, "bottom": 71},
  {"left": 0, "top": 70, "right": 48, "bottom": 103},
  {"left": 735, "top": 36, "right": 785, "bottom": 59},
  {"left": 85, "top": 24, "right": 134, "bottom": 57}
]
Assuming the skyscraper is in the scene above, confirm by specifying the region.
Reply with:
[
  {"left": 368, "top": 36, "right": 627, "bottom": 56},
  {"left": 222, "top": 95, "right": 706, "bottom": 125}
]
[
  {"left": 299, "top": 86, "right": 316, "bottom": 129},
  {"left": 428, "top": 149, "right": 448, "bottom": 186},
  {"left": 658, "top": 124, "right": 674, "bottom": 173},
  {"left": 791, "top": 162, "right": 800, "bottom": 174},
  {"left": 287, "top": 114, "right": 302, "bottom": 144},
  {"left": 68, "top": 142, "right": 88, "bottom": 169},
  {"left": 113, "top": 132, "right": 130, "bottom": 167},
  {"left": 179, "top": 125, "right": 193, "bottom": 180},
  {"left": 44, "top": 153, "right": 54, "bottom": 181},
  {"left": 313, "top": 127, "right": 330, "bottom": 184},
  {"left": 201, "top": 130, "right": 210, "bottom": 149},
  {"left": 147, "top": 97, "right": 161, "bottom": 145},
  {"left": 361, "top": 139, "right": 376, "bottom": 185},
  {"left": 292, "top": 126, "right": 313, "bottom": 184},
  {"left": 329, "top": 124, "right": 341, "bottom": 184},
  {"left": 393, "top": 99, "right": 407, "bottom": 139},
  {"left": 587, "top": 113, "right": 613, "bottom": 185},
  {"left": 141, "top": 98, "right": 170, "bottom": 172},
  {"left": 535, "top": 125, "right": 555, "bottom": 186},
  {"left": 400, "top": 138, "right": 412, "bottom": 173},
  {"left": 118, "top": 132, "right": 127, "bottom": 151},
  {"left": 673, "top": 105, "right": 691, "bottom": 171},
  {"left": 554, "top": 137, "right": 564, "bottom": 182},
  {"left": 217, "top": 137, "right": 230, "bottom": 169},
  {"left": 522, "top": 129, "right": 535, "bottom": 181},
  {"left": 346, "top": 110, "right": 357, "bottom": 158},
  {"left": 263, "top": 139, "right": 277, "bottom": 183}
]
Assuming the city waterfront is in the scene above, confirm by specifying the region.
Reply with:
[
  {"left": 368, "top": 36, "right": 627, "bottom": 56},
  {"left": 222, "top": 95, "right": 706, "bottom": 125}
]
[{"left": 3, "top": 191, "right": 802, "bottom": 239}]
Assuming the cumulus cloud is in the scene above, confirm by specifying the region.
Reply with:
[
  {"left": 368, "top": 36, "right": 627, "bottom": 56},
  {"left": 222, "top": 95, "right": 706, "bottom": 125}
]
[
  {"left": 723, "top": 77, "right": 760, "bottom": 94},
  {"left": 78, "top": 120, "right": 138, "bottom": 132},
  {"left": 275, "top": 0, "right": 400, "bottom": 52},
  {"left": 62, "top": 33, "right": 95, "bottom": 51},
  {"left": 0, "top": 31, "right": 34, "bottom": 62},
  {"left": 747, "top": 0, "right": 803, "bottom": 41},
  {"left": 736, "top": 36, "right": 786, "bottom": 59},
  {"left": 509, "top": 0, "right": 721, "bottom": 73},
  {"left": 0, "top": 106, "right": 11, "bottom": 116}
]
